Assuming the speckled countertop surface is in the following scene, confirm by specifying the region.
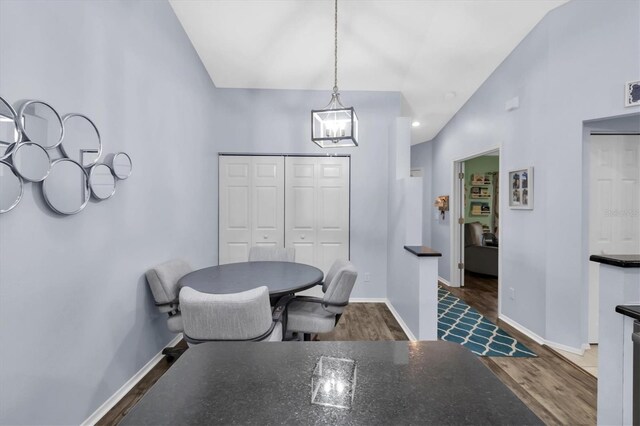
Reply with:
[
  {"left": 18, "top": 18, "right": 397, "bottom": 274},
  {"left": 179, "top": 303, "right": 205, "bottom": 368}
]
[{"left": 121, "top": 341, "right": 541, "bottom": 425}]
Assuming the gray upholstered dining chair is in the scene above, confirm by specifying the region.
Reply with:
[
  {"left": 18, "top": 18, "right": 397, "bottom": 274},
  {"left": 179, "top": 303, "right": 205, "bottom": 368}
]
[
  {"left": 322, "top": 259, "right": 350, "bottom": 293},
  {"left": 179, "top": 286, "right": 288, "bottom": 345},
  {"left": 145, "top": 259, "right": 192, "bottom": 359},
  {"left": 248, "top": 246, "right": 295, "bottom": 262},
  {"left": 286, "top": 262, "right": 358, "bottom": 341}
]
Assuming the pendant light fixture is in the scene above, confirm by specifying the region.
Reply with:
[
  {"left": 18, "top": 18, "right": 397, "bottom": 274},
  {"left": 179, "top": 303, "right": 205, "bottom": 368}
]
[{"left": 311, "top": 0, "right": 358, "bottom": 148}]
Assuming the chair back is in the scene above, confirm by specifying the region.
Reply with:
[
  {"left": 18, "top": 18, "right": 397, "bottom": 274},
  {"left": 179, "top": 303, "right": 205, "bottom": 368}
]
[
  {"left": 322, "top": 259, "right": 350, "bottom": 293},
  {"left": 180, "top": 286, "right": 273, "bottom": 342},
  {"left": 145, "top": 259, "right": 192, "bottom": 312},
  {"left": 248, "top": 246, "right": 295, "bottom": 262},
  {"left": 323, "top": 262, "right": 358, "bottom": 314}
]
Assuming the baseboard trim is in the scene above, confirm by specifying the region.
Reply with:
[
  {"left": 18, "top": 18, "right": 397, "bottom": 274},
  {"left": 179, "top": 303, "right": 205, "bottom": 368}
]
[
  {"left": 384, "top": 299, "right": 417, "bottom": 341},
  {"left": 498, "top": 314, "right": 544, "bottom": 345},
  {"left": 438, "top": 276, "right": 451, "bottom": 286},
  {"left": 545, "top": 340, "right": 588, "bottom": 356},
  {"left": 349, "top": 297, "right": 387, "bottom": 303},
  {"left": 81, "top": 334, "right": 183, "bottom": 426}
]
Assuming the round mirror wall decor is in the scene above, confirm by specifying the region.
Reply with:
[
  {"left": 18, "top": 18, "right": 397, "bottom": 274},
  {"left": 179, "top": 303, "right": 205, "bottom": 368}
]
[
  {"left": 0, "top": 97, "right": 21, "bottom": 159},
  {"left": 0, "top": 160, "right": 23, "bottom": 214},
  {"left": 16, "top": 100, "right": 64, "bottom": 150},
  {"left": 89, "top": 163, "right": 116, "bottom": 201},
  {"left": 60, "top": 114, "right": 102, "bottom": 167},
  {"left": 111, "top": 152, "right": 132, "bottom": 180},
  {"left": 43, "top": 158, "right": 90, "bottom": 215},
  {"left": 2, "top": 95, "right": 131, "bottom": 215},
  {"left": 11, "top": 142, "right": 51, "bottom": 182}
]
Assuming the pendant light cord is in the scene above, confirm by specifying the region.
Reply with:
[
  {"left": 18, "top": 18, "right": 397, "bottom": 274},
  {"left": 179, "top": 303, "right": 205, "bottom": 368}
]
[{"left": 333, "top": 0, "right": 338, "bottom": 94}]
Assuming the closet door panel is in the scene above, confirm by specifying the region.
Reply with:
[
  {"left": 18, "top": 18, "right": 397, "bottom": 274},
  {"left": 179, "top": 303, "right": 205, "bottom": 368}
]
[
  {"left": 285, "top": 158, "right": 317, "bottom": 249},
  {"left": 219, "top": 156, "right": 252, "bottom": 264},
  {"left": 251, "top": 156, "right": 284, "bottom": 248},
  {"left": 316, "top": 156, "right": 350, "bottom": 272}
]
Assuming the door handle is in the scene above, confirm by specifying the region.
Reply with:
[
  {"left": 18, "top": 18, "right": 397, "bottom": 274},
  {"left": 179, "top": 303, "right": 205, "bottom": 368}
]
[
  {"left": 301, "top": 235, "right": 305, "bottom": 240},
  {"left": 263, "top": 235, "right": 268, "bottom": 239}
]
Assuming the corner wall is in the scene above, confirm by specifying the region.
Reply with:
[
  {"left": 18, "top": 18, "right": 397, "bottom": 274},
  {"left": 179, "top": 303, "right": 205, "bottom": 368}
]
[{"left": 412, "top": 0, "right": 640, "bottom": 349}]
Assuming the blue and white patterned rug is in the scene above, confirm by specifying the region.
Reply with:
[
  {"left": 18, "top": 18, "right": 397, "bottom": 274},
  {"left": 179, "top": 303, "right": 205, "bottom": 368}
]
[{"left": 438, "top": 286, "right": 537, "bottom": 357}]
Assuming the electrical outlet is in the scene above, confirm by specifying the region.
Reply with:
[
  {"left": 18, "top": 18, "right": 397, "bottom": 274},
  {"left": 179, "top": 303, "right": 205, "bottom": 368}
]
[
  {"left": 509, "top": 287, "right": 516, "bottom": 300},
  {"left": 363, "top": 273, "right": 371, "bottom": 282}
]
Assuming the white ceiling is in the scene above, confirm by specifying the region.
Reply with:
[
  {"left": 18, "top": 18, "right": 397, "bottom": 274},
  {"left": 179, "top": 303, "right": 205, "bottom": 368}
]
[{"left": 169, "top": 0, "right": 567, "bottom": 144}]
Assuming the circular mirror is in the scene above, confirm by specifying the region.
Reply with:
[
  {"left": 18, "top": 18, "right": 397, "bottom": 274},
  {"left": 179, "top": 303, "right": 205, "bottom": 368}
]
[
  {"left": 89, "top": 163, "right": 116, "bottom": 201},
  {"left": 43, "top": 158, "right": 90, "bottom": 215},
  {"left": 0, "top": 97, "right": 21, "bottom": 159},
  {"left": 60, "top": 114, "right": 102, "bottom": 167},
  {"left": 0, "top": 160, "right": 23, "bottom": 213},
  {"left": 11, "top": 142, "right": 51, "bottom": 182},
  {"left": 111, "top": 152, "right": 132, "bottom": 180},
  {"left": 17, "top": 100, "right": 64, "bottom": 150}
]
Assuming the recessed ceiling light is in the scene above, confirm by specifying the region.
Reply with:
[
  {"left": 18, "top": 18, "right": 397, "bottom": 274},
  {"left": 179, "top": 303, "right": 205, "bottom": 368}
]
[{"left": 412, "top": 121, "right": 420, "bottom": 127}]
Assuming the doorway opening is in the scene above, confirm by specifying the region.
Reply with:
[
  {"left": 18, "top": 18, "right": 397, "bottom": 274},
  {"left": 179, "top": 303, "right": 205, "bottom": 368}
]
[{"left": 451, "top": 148, "right": 501, "bottom": 310}]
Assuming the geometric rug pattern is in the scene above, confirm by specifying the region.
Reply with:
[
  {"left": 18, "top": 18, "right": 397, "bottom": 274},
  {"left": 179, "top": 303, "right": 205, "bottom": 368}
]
[{"left": 438, "top": 286, "right": 537, "bottom": 357}]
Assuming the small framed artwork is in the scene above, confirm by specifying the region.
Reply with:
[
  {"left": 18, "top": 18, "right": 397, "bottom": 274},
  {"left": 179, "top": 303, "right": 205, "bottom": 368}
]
[
  {"left": 509, "top": 167, "right": 533, "bottom": 210},
  {"left": 625, "top": 80, "right": 640, "bottom": 107}
]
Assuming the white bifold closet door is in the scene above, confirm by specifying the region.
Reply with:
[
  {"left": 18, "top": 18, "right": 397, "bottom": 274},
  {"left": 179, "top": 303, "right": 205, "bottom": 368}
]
[
  {"left": 285, "top": 156, "right": 350, "bottom": 297},
  {"left": 218, "top": 155, "right": 285, "bottom": 265}
]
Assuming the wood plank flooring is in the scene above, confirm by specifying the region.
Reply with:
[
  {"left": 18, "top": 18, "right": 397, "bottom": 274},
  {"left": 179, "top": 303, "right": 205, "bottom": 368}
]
[
  {"left": 98, "top": 275, "right": 596, "bottom": 425},
  {"left": 447, "top": 272, "right": 597, "bottom": 425}
]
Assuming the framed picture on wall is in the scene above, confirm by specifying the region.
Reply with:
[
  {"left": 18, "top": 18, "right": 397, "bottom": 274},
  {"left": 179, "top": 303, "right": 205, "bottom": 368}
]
[{"left": 508, "top": 167, "right": 533, "bottom": 210}]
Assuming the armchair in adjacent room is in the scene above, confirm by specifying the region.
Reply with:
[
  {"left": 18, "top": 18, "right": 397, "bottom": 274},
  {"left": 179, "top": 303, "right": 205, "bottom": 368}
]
[{"left": 464, "top": 222, "right": 498, "bottom": 277}]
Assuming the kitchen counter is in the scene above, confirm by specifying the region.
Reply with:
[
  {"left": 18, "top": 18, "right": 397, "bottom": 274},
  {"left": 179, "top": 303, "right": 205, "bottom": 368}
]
[
  {"left": 589, "top": 254, "right": 640, "bottom": 268},
  {"left": 616, "top": 305, "right": 640, "bottom": 321}
]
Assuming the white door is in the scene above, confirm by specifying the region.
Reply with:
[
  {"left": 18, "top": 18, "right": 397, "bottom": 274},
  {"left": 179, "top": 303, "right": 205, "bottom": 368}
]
[
  {"left": 285, "top": 156, "right": 350, "bottom": 296},
  {"left": 219, "top": 156, "right": 252, "bottom": 264},
  {"left": 251, "top": 156, "right": 285, "bottom": 249},
  {"left": 219, "top": 155, "right": 285, "bottom": 264},
  {"left": 588, "top": 134, "right": 640, "bottom": 342}
]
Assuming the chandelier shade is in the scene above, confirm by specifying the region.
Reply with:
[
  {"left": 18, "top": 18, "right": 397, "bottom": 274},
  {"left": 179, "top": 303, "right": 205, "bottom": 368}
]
[{"left": 311, "top": 0, "right": 358, "bottom": 148}]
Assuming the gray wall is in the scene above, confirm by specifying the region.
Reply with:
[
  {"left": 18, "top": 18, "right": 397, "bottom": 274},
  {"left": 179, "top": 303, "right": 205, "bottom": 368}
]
[
  {"left": 0, "top": 1, "right": 218, "bottom": 424},
  {"left": 412, "top": 0, "right": 640, "bottom": 348},
  {"left": 212, "top": 88, "right": 401, "bottom": 299},
  {"left": 0, "top": 2, "right": 401, "bottom": 423},
  {"left": 410, "top": 141, "right": 433, "bottom": 247}
]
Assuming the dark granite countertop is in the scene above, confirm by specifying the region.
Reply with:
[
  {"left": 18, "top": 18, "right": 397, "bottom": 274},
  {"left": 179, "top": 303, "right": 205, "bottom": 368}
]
[
  {"left": 616, "top": 305, "right": 640, "bottom": 321},
  {"left": 589, "top": 254, "right": 640, "bottom": 268},
  {"left": 121, "top": 341, "right": 540, "bottom": 425},
  {"left": 404, "top": 245, "right": 442, "bottom": 257}
]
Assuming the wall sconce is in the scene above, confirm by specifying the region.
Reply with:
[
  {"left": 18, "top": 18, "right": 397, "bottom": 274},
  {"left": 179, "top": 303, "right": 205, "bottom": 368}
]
[{"left": 434, "top": 195, "right": 449, "bottom": 219}]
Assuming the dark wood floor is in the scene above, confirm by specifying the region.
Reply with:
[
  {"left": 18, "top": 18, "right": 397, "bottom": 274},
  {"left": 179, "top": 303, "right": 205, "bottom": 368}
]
[
  {"left": 99, "top": 274, "right": 596, "bottom": 425},
  {"left": 448, "top": 272, "right": 597, "bottom": 425}
]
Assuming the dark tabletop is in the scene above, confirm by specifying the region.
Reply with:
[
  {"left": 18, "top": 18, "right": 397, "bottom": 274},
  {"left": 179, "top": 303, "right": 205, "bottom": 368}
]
[
  {"left": 616, "top": 305, "right": 640, "bottom": 321},
  {"left": 121, "top": 341, "right": 541, "bottom": 425},
  {"left": 589, "top": 254, "right": 640, "bottom": 268},
  {"left": 178, "top": 261, "right": 324, "bottom": 297}
]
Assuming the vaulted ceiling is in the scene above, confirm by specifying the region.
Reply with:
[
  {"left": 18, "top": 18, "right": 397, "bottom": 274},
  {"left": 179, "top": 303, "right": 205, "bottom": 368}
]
[{"left": 170, "top": 0, "right": 567, "bottom": 144}]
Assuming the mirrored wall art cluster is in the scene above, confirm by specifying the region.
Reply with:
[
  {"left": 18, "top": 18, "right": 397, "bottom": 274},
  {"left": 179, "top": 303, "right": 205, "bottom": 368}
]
[{"left": 0, "top": 96, "right": 132, "bottom": 215}]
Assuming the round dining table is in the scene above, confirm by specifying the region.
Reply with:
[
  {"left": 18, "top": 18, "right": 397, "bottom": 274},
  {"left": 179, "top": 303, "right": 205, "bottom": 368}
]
[{"left": 178, "top": 261, "right": 324, "bottom": 297}]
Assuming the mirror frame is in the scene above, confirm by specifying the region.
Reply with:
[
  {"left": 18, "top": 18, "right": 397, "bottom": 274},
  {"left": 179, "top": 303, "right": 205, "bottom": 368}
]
[
  {"left": 111, "top": 152, "right": 132, "bottom": 180},
  {"left": 0, "top": 160, "right": 24, "bottom": 214},
  {"left": 16, "top": 100, "right": 64, "bottom": 150},
  {"left": 60, "top": 113, "right": 102, "bottom": 167},
  {"left": 43, "top": 158, "right": 90, "bottom": 215},
  {"left": 88, "top": 163, "right": 116, "bottom": 201},
  {"left": 0, "top": 96, "right": 22, "bottom": 160},
  {"left": 11, "top": 141, "right": 52, "bottom": 182}
]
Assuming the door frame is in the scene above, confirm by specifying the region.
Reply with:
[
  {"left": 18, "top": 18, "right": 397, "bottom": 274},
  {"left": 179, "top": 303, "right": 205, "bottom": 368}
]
[{"left": 450, "top": 145, "right": 502, "bottom": 312}]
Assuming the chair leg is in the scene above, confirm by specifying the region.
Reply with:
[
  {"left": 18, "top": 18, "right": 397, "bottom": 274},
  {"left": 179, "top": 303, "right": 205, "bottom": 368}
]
[
  {"left": 162, "top": 346, "right": 186, "bottom": 362},
  {"left": 303, "top": 333, "right": 311, "bottom": 341}
]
